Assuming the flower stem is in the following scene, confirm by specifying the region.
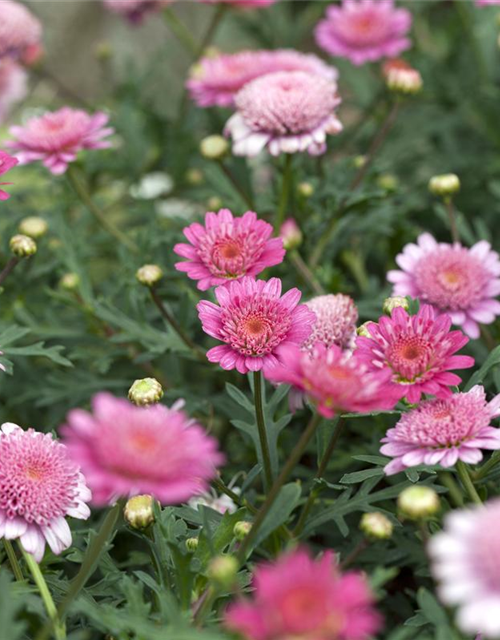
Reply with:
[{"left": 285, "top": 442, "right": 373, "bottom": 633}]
[
  {"left": 0, "top": 257, "right": 20, "bottom": 287},
  {"left": 163, "top": 7, "right": 198, "bottom": 57},
  {"left": 3, "top": 540, "right": 24, "bottom": 581},
  {"left": 438, "top": 471, "right": 464, "bottom": 508},
  {"left": 196, "top": 4, "right": 228, "bottom": 57},
  {"left": 445, "top": 197, "right": 459, "bottom": 244},
  {"left": 217, "top": 160, "right": 254, "bottom": 210},
  {"left": 252, "top": 371, "right": 274, "bottom": 493},
  {"left": 275, "top": 155, "right": 293, "bottom": 233},
  {"left": 475, "top": 450, "right": 500, "bottom": 481},
  {"left": 456, "top": 460, "right": 482, "bottom": 505},
  {"left": 289, "top": 251, "right": 324, "bottom": 296}
]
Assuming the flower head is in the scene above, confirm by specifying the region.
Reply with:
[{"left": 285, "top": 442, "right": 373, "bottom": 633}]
[
  {"left": 315, "top": 0, "right": 412, "bottom": 66},
  {"left": 175, "top": 209, "right": 285, "bottom": 290},
  {"left": 0, "top": 1, "right": 42, "bottom": 63},
  {"left": 225, "top": 548, "right": 381, "bottom": 640},
  {"left": 387, "top": 233, "right": 500, "bottom": 338},
  {"left": 61, "top": 393, "right": 223, "bottom": 506},
  {"left": 279, "top": 218, "right": 302, "bottom": 251},
  {"left": 225, "top": 71, "right": 342, "bottom": 157},
  {"left": 303, "top": 294, "right": 358, "bottom": 351},
  {"left": 382, "top": 59, "right": 422, "bottom": 95},
  {"left": 7, "top": 107, "right": 114, "bottom": 175},
  {"left": 197, "top": 276, "right": 315, "bottom": 374},
  {"left": 202, "top": 0, "right": 275, "bottom": 6},
  {"left": 355, "top": 305, "right": 474, "bottom": 404},
  {"left": 0, "top": 60, "right": 27, "bottom": 123},
  {"left": 103, "top": 0, "right": 171, "bottom": 23},
  {"left": 0, "top": 150, "right": 18, "bottom": 200},
  {"left": 0, "top": 423, "right": 91, "bottom": 562}
]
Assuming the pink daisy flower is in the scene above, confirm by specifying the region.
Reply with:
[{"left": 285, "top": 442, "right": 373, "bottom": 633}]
[
  {"left": 315, "top": 0, "right": 412, "bottom": 66},
  {"left": 355, "top": 305, "right": 474, "bottom": 404},
  {"left": 475, "top": 0, "right": 500, "bottom": 5},
  {"left": 388, "top": 233, "right": 500, "bottom": 339},
  {"left": 197, "top": 276, "right": 315, "bottom": 374},
  {"left": 187, "top": 49, "right": 337, "bottom": 108},
  {"left": 381, "top": 385, "right": 500, "bottom": 475},
  {"left": 61, "top": 393, "right": 223, "bottom": 506},
  {"left": 0, "top": 150, "right": 18, "bottom": 201},
  {"left": 0, "top": 60, "right": 27, "bottom": 123},
  {"left": 0, "top": 423, "right": 91, "bottom": 563},
  {"left": 225, "top": 70, "right": 342, "bottom": 157},
  {"left": 7, "top": 107, "right": 114, "bottom": 175},
  {"left": 0, "top": 1, "right": 42, "bottom": 63},
  {"left": 103, "top": 0, "right": 171, "bottom": 23},
  {"left": 429, "top": 499, "right": 500, "bottom": 637},
  {"left": 174, "top": 209, "right": 285, "bottom": 291},
  {"left": 225, "top": 547, "right": 382, "bottom": 640},
  {"left": 303, "top": 294, "right": 358, "bottom": 351}
]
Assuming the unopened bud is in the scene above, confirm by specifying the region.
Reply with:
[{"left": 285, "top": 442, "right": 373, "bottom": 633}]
[
  {"left": 200, "top": 135, "right": 229, "bottom": 161},
  {"left": 360, "top": 512, "right": 393, "bottom": 540},
  {"left": 124, "top": 495, "right": 155, "bottom": 530},
  {"left": 353, "top": 155, "right": 367, "bottom": 169},
  {"left": 185, "top": 168, "right": 204, "bottom": 186},
  {"left": 383, "top": 59, "right": 422, "bottom": 95},
  {"left": 377, "top": 173, "right": 398, "bottom": 192},
  {"left": 128, "top": 378, "right": 164, "bottom": 406},
  {"left": 208, "top": 555, "right": 238, "bottom": 588},
  {"left": 233, "top": 521, "right": 252, "bottom": 541},
  {"left": 94, "top": 41, "right": 113, "bottom": 61},
  {"left": 136, "top": 264, "right": 163, "bottom": 287},
  {"left": 298, "top": 182, "right": 314, "bottom": 198},
  {"left": 60, "top": 272, "right": 80, "bottom": 291},
  {"left": 186, "top": 537, "right": 199, "bottom": 552},
  {"left": 428, "top": 174, "right": 460, "bottom": 198},
  {"left": 10, "top": 234, "right": 37, "bottom": 257},
  {"left": 207, "top": 196, "right": 223, "bottom": 210},
  {"left": 280, "top": 218, "right": 302, "bottom": 251},
  {"left": 18, "top": 216, "right": 48, "bottom": 239},
  {"left": 383, "top": 296, "right": 409, "bottom": 315},
  {"left": 398, "top": 486, "right": 440, "bottom": 520},
  {"left": 357, "top": 322, "right": 372, "bottom": 338}
]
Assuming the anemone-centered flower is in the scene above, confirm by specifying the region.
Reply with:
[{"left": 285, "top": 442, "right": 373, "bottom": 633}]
[
  {"left": 303, "top": 294, "right": 358, "bottom": 351},
  {"left": 315, "top": 0, "right": 412, "bottom": 66},
  {"left": 225, "top": 70, "right": 342, "bottom": 157},
  {"left": 103, "top": 0, "right": 171, "bottom": 23},
  {"left": 0, "top": 423, "right": 91, "bottom": 562},
  {"left": 0, "top": 60, "right": 27, "bottom": 124},
  {"left": 7, "top": 107, "right": 114, "bottom": 175},
  {"left": 197, "top": 276, "right": 315, "bottom": 374},
  {"left": 61, "top": 393, "right": 223, "bottom": 506},
  {"left": 174, "top": 209, "right": 285, "bottom": 290},
  {"left": 0, "top": 0, "right": 42, "bottom": 63},
  {"left": 355, "top": 305, "right": 474, "bottom": 404},
  {"left": 187, "top": 49, "right": 337, "bottom": 108},
  {"left": 388, "top": 233, "right": 500, "bottom": 339},
  {"left": 381, "top": 386, "right": 500, "bottom": 475},
  {"left": 225, "top": 548, "right": 381, "bottom": 640},
  {"left": 0, "top": 150, "right": 18, "bottom": 200}
]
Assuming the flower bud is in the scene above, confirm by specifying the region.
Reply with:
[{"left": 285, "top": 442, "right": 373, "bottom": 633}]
[
  {"left": 398, "top": 486, "right": 440, "bottom": 520},
  {"left": 186, "top": 537, "right": 199, "bottom": 552},
  {"left": 128, "top": 378, "right": 164, "bottom": 406},
  {"left": 18, "top": 216, "right": 48, "bottom": 239},
  {"left": 200, "top": 135, "right": 229, "bottom": 161},
  {"left": 357, "top": 322, "right": 372, "bottom": 338},
  {"left": 136, "top": 264, "right": 163, "bottom": 287},
  {"left": 60, "top": 272, "right": 80, "bottom": 291},
  {"left": 94, "top": 41, "right": 113, "bottom": 61},
  {"left": 383, "top": 59, "right": 422, "bottom": 95},
  {"left": 185, "top": 168, "right": 204, "bottom": 186},
  {"left": 360, "top": 512, "right": 393, "bottom": 540},
  {"left": 353, "top": 155, "right": 367, "bottom": 169},
  {"left": 428, "top": 174, "right": 460, "bottom": 198},
  {"left": 124, "top": 495, "right": 155, "bottom": 530},
  {"left": 207, "top": 196, "right": 223, "bottom": 211},
  {"left": 279, "top": 218, "right": 302, "bottom": 251},
  {"left": 298, "top": 182, "right": 314, "bottom": 198},
  {"left": 233, "top": 521, "right": 252, "bottom": 541},
  {"left": 208, "top": 555, "right": 238, "bottom": 588},
  {"left": 10, "top": 234, "right": 37, "bottom": 258},
  {"left": 377, "top": 173, "right": 398, "bottom": 192},
  {"left": 383, "top": 296, "right": 409, "bottom": 315}
]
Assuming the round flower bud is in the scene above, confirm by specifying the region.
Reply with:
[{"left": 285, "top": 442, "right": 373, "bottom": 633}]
[
  {"left": 428, "top": 174, "right": 460, "bottom": 198},
  {"left": 185, "top": 168, "right": 204, "bottom": 186},
  {"left": 279, "top": 218, "right": 302, "bottom": 251},
  {"left": 94, "top": 41, "right": 113, "bottom": 61},
  {"left": 383, "top": 296, "right": 409, "bottom": 315},
  {"left": 200, "top": 135, "right": 229, "bottom": 160},
  {"left": 60, "top": 272, "right": 80, "bottom": 291},
  {"left": 9, "top": 234, "right": 37, "bottom": 257},
  {"left": 208, "top": 555, "right": 238, "bottom": 588},
  {"left": 124, "top": 495, "right": 155, "bottom": 530},
  {"left": 233, "top": 521, "right": 252, "bottom": 541},
  {"left": 377, "top": 173, "right": 399, "bottom": 192},
  {"left": 357, "top": 322, "right": 372, "bottom": 338},
  {"left": 18, "top": 216, "right": 48, "bottom": 239},
  {"left": 207, "top": 196, "right": 223, "bottom": 210},
  {"left": 128, "top": 378, "right": 164, "bottom": 406},
  {"left": 298, "top": 182, "right": 314, "bottom": 198},
  {"left": 136, "top": 264, "right": 163, "bottom": 287},
  {"left": 383, "top": 60, "right": 422, "bottom": 95},
  {"left": 353, "top": 155, "right": 367, "bottom": 169},
  {"left": 186, "top": 537, "right": 199, "bottom": 552},
  {"left": 360, "top": 512, "right": 393, "bottom": 540},
  {"left": 398, "top": 486, "right": 440, "bottom": 520}
]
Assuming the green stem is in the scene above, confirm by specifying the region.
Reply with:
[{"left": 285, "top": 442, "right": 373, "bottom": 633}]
[
  {"left": 275, "top": 155, "right": 293, "bottom": 233},
  {"left": 455, "top": 0, "right": 489, "bottom": 86},
  {"left": 445, "top": 197, "right": 459, "bottom": 244},
  {"left": 212, "top": 477, "right": 257, "bottom": 515},
  {"left": 475, "top": 450, "right": 500, "bottom": 481},
  {"left": 163, "top": 7, "right": 198, "bottom": 56},
  {"left": 3, "top": 540, "right": 24, "bottom": 581},
  {"left": 289, "top": 251, "right": 324, "bottom": 296},
  {"left": 438, "top": 471, "right": 464, "bottom": 508},
  {"left": 196, "top": 4, "right": 228, "bottom": 57},
  {"left": 253, "top": 371, "right": 274, "bottom": 493},
  {"left": 0, "top": 257, "right": 20, "bottom": 288},
  {"left": 456, "top": 460, "right": 482, "bottom": 505},
  {"left": 217, "top": 160, "right": 254, "bottom": 210}
]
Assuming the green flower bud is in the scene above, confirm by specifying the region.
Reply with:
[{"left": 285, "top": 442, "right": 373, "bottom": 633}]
[
  {"left": 200, "top": 135, "right": 229, "bottom": 161},
  {"left": 186, "top": 537, "right": 199, "bottom": 552},
  {"left": 428, "top": 174, "right": 460, "bottom": 198},
  {"left": 298, "top": 182, "right": 314, "bottom": 198},
  {"left": 353, "top": 155, "right": 367, "bottom": 169},
  {"left": 383, "top": 296, "right": 409, "bottom": 315},
  {"left": 59, "top": 272, "right": 80, "bottom": 291},
  {"left": 185, "top": 168, "right": 204, "bottom": 186},
  {"left": 377, "top": 174, "right": 399, "bottom": 192},
  {"left": 357, "top": 322, "right": 372, "bottom": 338},
  {"left": 124, "top": 495, "right": 155, "bottom": 530},
  {"left": 208, "top": 555, "right": 238, "bottom": 588},
  {"left": 207, "top": 196, "right": 223, "bottom": 210},
  {"left": 233, "top": 521, "right": 252, "bottom": 541},
  {"left": 360, "top": 512, "right": 393, "bottom": 540},
  {"left": 18, "top": 216, "right": 48, "bottom": 239},
  {"left": 136, "top": 264, "right": 163, "bottom": 287},
  {"left": 398, "top": 486, "right": 440, "bottom": 520},
  {"left": 10, "top": 234, "right": 37, "bottom": 257},
  {"left": 128, "top": 378, "right": 164, "bottom": 406}
]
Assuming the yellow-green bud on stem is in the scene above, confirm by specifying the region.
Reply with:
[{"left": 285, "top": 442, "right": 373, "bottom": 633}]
[
  {"left": 377, "top": 174, "right": 399, "bottom": 192},
  {"left": 208, "top": 555, "right": 238, "bottom": 588},
  {"left": 186, "top": 537, "right": 199, "bottom": 552},
  {"left": 124, "top": 495, "right": 155, "bottom": 530},
  {"left": 297, "top": 181, "right": 314, "bottom": 198},
  {"left": 136, "top": 264, "right": 163, "bottom": 287},
  {"left": 10, "top": 234, "right": 37, "bottom": 258},
  {"left": 207, "top": 196, "right": 223, "bottom": 210},
  {"left": 200, "top": 135, "right": 229, "bottom": 161},
  {"left": 428, "top": 174, "right": 460, "bottom": 198},
  {"left": 360, "top": 512, "right": 393, "bottom": 540},
  {"left": 18, "top": 216, "right": 48, "bottom": 239},
  {"left": 128, "top": 378, "right": 164, "bottom": 406},
  {"left": 353, "top": 155, "right": 367, "bottom": 169},
  {"left": 357, "top": 322, "right": 372, "bottom": 338},
  {"left": 398, "top": 486, "right": 440, "bottom": 520},
  {"left": 383, "top": 296, "right": 409, "bottom": 315},
  {"left": 60, "top": 273, "right": 80, "bottom": 291},
  {"left": 185, "top": 168, "right": 204, "bottom": 186},
  {"left": 233, "top": 521, "right": 252, "bottom": 541}
]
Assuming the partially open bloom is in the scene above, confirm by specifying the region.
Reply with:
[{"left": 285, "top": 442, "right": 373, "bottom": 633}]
[
  {"left": 187, "top": 49, "right": 337, "bottom": 108},
  {"left": 0, "top": 1, "right": 42, "bottom": 63},
  {"left": 225, "top": 548, "right": 381, "bottom": 640},
  {"left": 303, "top": 294, "right": 358, "bottom": 351},
  {"left": 7, "top": 107, "right": 114, "bottom": 175},
  {"left": 197, "top": 276, "right": 315, "bottom": 374},
  {"left": 387, "top": 233, "right": 500, "bottom": 338},
  {"left": 381, "top": 386, "right": 500, "bottom": 474},
  {"left": 175, "top": 209, "right": 285, "bottom": 290},
  {"left": 0, "top": 423, "right": 91, "bottom": 562},
  {"left": 315, "top": 0, "right": 412, "bottom": 66},
  {"left": 0, "top": 150, "right": 18, "bottom": 200},
  {"left": 225, "top": 71, "right": 342, "bottom": 157},
  {"left": 103, "top": 0, "right": 171, "bottom": 23},
  {"left": 61, "top": 393, "right": 223, "bottom": 506},
  {"left": 382, "top": 59, "right": 422, "bottom": 95},
  {"left": 355, "top": 305, "right": 474, "bottom": 404},
  {"left": 280, "top": 218, "right": 302, "bottom": 251},
  {"left": 0, "top": 61, "right": 27, "bottom": 123}
]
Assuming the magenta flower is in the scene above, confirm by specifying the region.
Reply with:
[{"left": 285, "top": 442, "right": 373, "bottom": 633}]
[
  {"left": 381, "top": 386, "right": 500, "bottom": 475},
  {"left": 103, "top": 0, "right": 171, "bottom": 23},
  {"left": 61, "top": 393, "right": 223, "bottom": 506},
  {"left": 187, "top": 49, "right": 337, "bottom": 108},
  {"left": 7, "top": 107, "right": 114, "bottom": 175},
  {"left": 225, "top": 548, "right": 382, "bottom": 640},
  {"left": 197, "top": 276, "right": 315, "bottom": 374},
  {"left": 388, "top": 233, "right": 500, "bottom": 339},
  {"left": 315, "top": 0, "right": 412, "bottom": 66},
  {"left": 475, "top": 0, "right": 500, "bottom": 5},
  {"left": 303, "top": 294, "right": 358, "bottom": 351},
  {"left": 0, "top": 60, "right": 27, "bottom": 123},
  {"left": 0, "top": 150, "right": 18, "bottom": 200},
  {"left": 202, "top": 0, "right": 275, "bottom": 7},
  {"left": 355, "top": 305, "right": 474, "bottom": 404},
  {"left": 0, "top": 423, "right": 91, "bottom": 562},
  {"left": 0, "top": 0, "right": 42, "bottom": 63},
  {"left": 225, "top": 70, "right": 342, "bottom": 157},
  {"left": 174, "top": 209, "right": 285, "bottom": 291}
]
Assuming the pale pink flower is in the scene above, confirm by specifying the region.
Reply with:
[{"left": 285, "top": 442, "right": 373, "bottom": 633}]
[
  {"left": 189, "top": 488, "right": 238, "bottom": 514},
  {"left": 225, "top": 548, "right": 382, "bottom": 640},
  {"left": 279, "top": 218, "right": 302, "bottom": 250},
  {"left": 187, "top": 49, "right": 337, "bottom": 108},
  {"left": 388, "top": 233, "right": 500, "bottom": 339},
  {"left": 0, "top": 60, "right": 27, "bottom": 123},
  {"left": 0, "top": 1, "right": 42, "bottom": 63},
  {"left": 225, "top": 70, "right": 342, "bottom": 157},
  {"left": 303, "top": 294, "right": 358, "bottom": 351},
  {"left": 381, "top": 385, "right": 500, "bottom": 475},
  {"left": 475, "top": 0, "right": 500, "bottom": 5},
  {"left": 61, "top": 393, "right": 223, "bottom": 506},
  {"left": 0, "top": 423, "right": 91, "bottom": 563},
  {"left": 0, "top": 150, "right": 18, "bottom": 201},
  {"left": 201, "top": 0, "right": 275, "bottom": 6},
  {"left": 174, "top": 209, "right": 285, "bottom": 291},
  {"left": 429, "top": 499, "right": 500, "bottom": 637},
  {"left": 103, "top": 0, "right": 171, "bottom": 23},
  {"left": 197, "top": 276, "right": 315, "bottom": 374},
  {"left": 315, "top": 0, "right": 412, "bottom": 66},
  {"left": 7, "top": 107, "right": 114, "bottom": 175},
  {"left": 355, "top": 305, "right": 474, "bottom": 404}
]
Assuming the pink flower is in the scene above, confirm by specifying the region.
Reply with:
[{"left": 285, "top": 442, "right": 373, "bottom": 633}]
[
  {"left": 225, "top": 548, "right": 382, "bottom": 640},
  {"left": 264, "top": 342, "right": 399, "bottom": 418},
  {"left": 7, "top": 107, "right": 114, "bottom": 175},
  {"left": 0, "top": 0, "right": 42, "bottom": 63},
  {"left": 174, "top": 209, "right": 285, "bottom": 291},
  {"left": 0, "top": 423, "right": 91, "bottom": 563},
  {"left": 381, "top": 385, "right": 500, "bottom": 475},
  {"left": 61, "top": 393, "right": 223, "bottom": 506},
  {"left": 103, "top": 0, "right": 171, "bottom": 23},
  {"left": 187, "top": 49, "right": 337, "bottom": 108},
  {"left": 429, "top": 499, "right": 500, "bottom": 637},
  {"left": 0, "top": 150, "right": 18, "bottom": 200},
  {"left": 197, "top": 276, "right": 315, "bottom": 374},
  {"left": 355, "top": 305, "right": 474, "bottom": 404},
  {"left": 201, "top": 0, "right": 275, "bottom": 7},
  {"left": 279, "top": 218, "right": 302, "bottom": 251},
  {"left": 315, "top": 0, "right": 412, "bottom": 66},
  {"left": 388, "top": 233, "right": 500, "bottom": 339},
  {"left": 475, "top": 0, "right": 500, "bottom": 5},
  {"left": 0, "top": 60, "right": 27, "bottom": 123},
  {"left": 303, "top": 294, "right": 358, "bottom": 351},
  {"left": 225, "top": 70, "right": 342, "bottom": 157}
]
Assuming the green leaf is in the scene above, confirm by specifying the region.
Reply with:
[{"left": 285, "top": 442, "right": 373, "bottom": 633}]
[
  {"left": 0, "top": 573, "right": 27, "bottom": 640},
  {"left": 416, "top": 588, "right": 449, "bottom": 627},
  {"left": 253, "top": 483, "right": 301, "bottom": 547},
  {"left": 465, "top": 344, "right": 500, "bottom": 390}
]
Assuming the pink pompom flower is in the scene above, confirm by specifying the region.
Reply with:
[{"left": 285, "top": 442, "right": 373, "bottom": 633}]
[
  {"left": 0, "top": 0, "right": 42, "bottom": 64},
  {"left": 381, "top": 385, "right": 500, "bottom": 475},
  {"left": 388, "top": 233, "right": 500, "bottom": 339},
  {"left": 355, "top": 305, "right": 474, "bottom": 404},
  {"left": 174, "top": 209, "right": 285, "bottom": 291},
  {"left": 197, "top": 276, "right": 315, "bottom": 374},
  {"left": 7, "top": 107, "right": 114, "bottom": 175},
  {"left": 0, "top": 60, "right": 27, "bottom": 124},
  {"left": 475, "top": 0, "right": 500, "bottom": 5},
  {"left": 0, "top": 423, "right": 91, "bottom": 563},
  {"left": 187, "top": 49, "right": 337, "bottom": 108},
  {"left": 225, "top": 547, "right": 382, "bottom": 640},
  {"left": 303, "top": 294, "right": 358, "bottom": 352},
  {"left": 315, "top": 0, "right": 412, "bottom": 66},
  {"left": 103, "top": 0, "right": 171, "bottom": 23},
  {"left": 0, "top": 150, "right": 19, "bottom": 201},
  {"left": 61, "top": 393, "right": 223, "bottom": 506},
  {"left": 225, "top": 70, "right": 342, "bottom": 157}
]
